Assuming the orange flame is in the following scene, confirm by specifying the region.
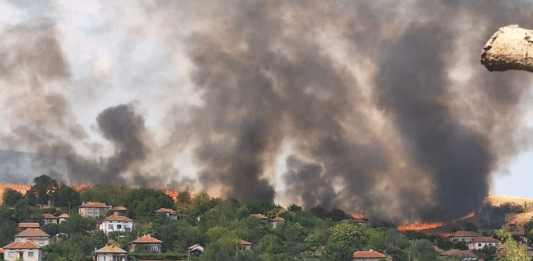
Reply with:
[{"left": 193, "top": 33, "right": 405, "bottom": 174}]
[
  {"left": 72, "top": 184, "right": 90, "bottom": 192},
  {"left": 397, "top": 222, "right": 443, "bottom": 232},
  {"left": 0, "top": 184, "right": 33, "bottom": 205}
]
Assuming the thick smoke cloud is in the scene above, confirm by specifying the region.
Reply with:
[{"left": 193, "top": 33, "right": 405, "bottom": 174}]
[{"left": 2, "top": 0, "right": 533, "bottom": 222}]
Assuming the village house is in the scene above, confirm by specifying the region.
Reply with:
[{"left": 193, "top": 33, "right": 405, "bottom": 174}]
[
  {"left": 15, "top": 228, "right": 50, "bottom": 247},
  {"left": 94, "top": 244, "right": 127, "bottom": 261},
  {"left": 78, "top": 202, "right": 111, "bottom": 218},
  {"left": 236, "top": 240, "right": 252, "bottom": 251},
  {"left": 17, "top": 223, "right": 39, "bottom": 232},
  {"left": 98, "top": 215, "right": 134, "bottom": 234},
  {"left": 187, "top": 244, "right": 204, "bottom": 257},
  {"left": 58, "top": 213, "right": 69, "bottom": 224},
  {"left": 155, "top": 208, "right": 178, "bottom": 220},
  {"left": 468, "top": 237, "right": 501, "bottom": 250},
  {"left": 3, "top": 241, "right": 42, "bottom": 261},
  {"left": 42, "top": 214, "right": 57, "bottom": 225},
  {"left": 447, "top": 231, "right": 480, "bottom": 243},
  {"left": 439, "top": 249, "right": 478, "bottom": 261},
  {"left": 271, "top": 217, "right": 285, "bottom": 229},
  {"left": 352, "top": 250, "right": 389, "bottom": 261},
  {"left": 110, "top": 206, "right": 127, "bottom": 217},
  {"left": 250, "top": 214, "right": 268, "bottom": 222},
  {"left": 129, "top": 234, "right": 162, "bottom": 252}
]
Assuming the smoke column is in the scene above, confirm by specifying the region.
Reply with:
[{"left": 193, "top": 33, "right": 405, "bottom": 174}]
[{"left": 1, "top": 0, "right": 533, "bottom": 222}]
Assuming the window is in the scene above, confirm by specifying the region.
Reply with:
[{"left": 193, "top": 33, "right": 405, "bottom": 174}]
[
  {"left": 28, "top": 251, "right": 34, "bottom": 257},
  {"left": 39, "top": 239, "right": 45, "bottom": 245},
  {"left": 117, "top": 224, "right": 122, "bottom": 229},
  {"left": 478, "top": 243, "right": 482, "bottom": 247},
  {"left": 108, "top": 224, "right": 113, "bottom": 229},
  {"left": 8, "top": 251, "right": 14, "bottom": 258}
]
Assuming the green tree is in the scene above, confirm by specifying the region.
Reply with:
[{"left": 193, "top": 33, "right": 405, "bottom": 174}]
[
  {"left": 409, "top": 239, "right": 437, "bottom": 261},
  {"left": 124, "top": 188, "right": 174, "bottom": 221},
  {"left": 327, "top": 223, "right": 365, "bottom": 249},
  {"left": 200, "top": 241, "right": 235, "bottom": 261},
  {"left": 51, "top": 185, "right": 81, "bottom": 209},
  {"left": 321, "top": 241, "right": 354, "bottom": 261},
  {"left": 0, "top": 208, "right": 16, "bottom": 246},
  {"left": 495, "top": 228, "right": 530, "bottom": 261},
  {"left": 13, "top": 198, "right": 33, "bottom": 222},
  {"left": 258, "top": 234, "right": 284, "bottom": 255},
  {"left": 42, "top": 223, "right": 59, "bottom": 237},
  {"left": 2, "top": 189, "right": 23, "bottom": 207},
  {"left": 32, "top": 175, "right": 58, "bottom": 205}
]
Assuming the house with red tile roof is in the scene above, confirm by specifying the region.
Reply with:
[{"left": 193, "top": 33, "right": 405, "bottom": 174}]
[
  {"left": 3, "top": 241, "right": 42, "bottom": 261},
  {"left": 58, "top": 213, "right": 69, "bottom": 224},
  {"left": 271, "top": 217, "right": 285, "bottom": 228},
  {"left": 236, "top": 240, "right": 252, "bottom": 251},
  {"left": 110, "top": 206, "right": 127, "bottom": 217},
  {"left": 187, "top": 244, "right": 204, "bottom": 257},
  {"left": 98, "top": 215, "right": 134, "bottom": 234},
  {"left": 439, "top": 249, "right": 478, "bottom": 260},
  {"left": 468, "top": 236, "right": 501, "bottom": 250},
  {"left": 447, "top": 231, "right": 480, "bottom": 243},
  {"left": 352, "top": 250, "right": 388, "bottom": 260},
  {"left": 129, "top": 234, "right": 163, "bottom": 252},
  {"left": 94, "top": 244, "right": 127, "bottom": 261},
  {"left": 250, "top": 214, "right": 268, "bottom": 222},
  {"left": 15, "top": 228, "right": 50, "bottom": 247},
  {"left": 78, "top": 202, "right": 111, "bottom": 218},
  {"left": 17, "top": 223, "right": 39, "bottom": 232},
  {"left": 155, "top": 208, "right": 178, "bottom": 220},
  {"left": 42, "top": 214, "right": 57, "bottom": 225}
]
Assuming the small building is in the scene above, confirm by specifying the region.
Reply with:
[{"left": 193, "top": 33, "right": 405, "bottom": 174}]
[
  {"left": 339, "top": 214, "right": 370, "bottom": 226},
  {"left": 250, "top": 214, "right": 268, "bottom": 222},
  {"left": 468, "top": 237, "right": 501, "bottom": 250},
  {"left": 98, "top": 215, "right": 134, "bottom": 234},
  {"left": 94, "top": 244, "right": 127, "bottom": 261},
  {"left": 155, "top": 208, "right": 178, "bottom": 220},
  {"left": 271, "top": 217, "right": 285, "bottom": 229},
  {"left": 42, "top": 214, "right": 57, "bottom": 225},
  {"left": 448, "top": 231, "right": 480, "bottom": 243},
  {"left": 129, "top": 234, "right": 162, "bottom": 252},
  {"left": 15, "top": 228, "right": 50, "bottom": 247},
  {"left": 58, "top": 214, "right": 69, "bottom": 224},
  {"left": 352, "top": 250, "right": 388, "bottom": 261},
  {"left": 187, "top": 244, "right": 204, "bottom": 257},
  {"left": 78, "top": 202, "right": 111, "bottom": 218},
  {"left": 17, "top": 223, "right": 40, "bottom": 232},
  {"left": 110, "top": 206, "right": 127, "bottom": 217},
  {"left": 237, "top": 240, "right": 252, "bottom": 251},
  {"left": 439, "top": 249, "right": 478, "bottom": 261},
  {"left": 3, "top": 241, "right": 42, "bottom": 261}
]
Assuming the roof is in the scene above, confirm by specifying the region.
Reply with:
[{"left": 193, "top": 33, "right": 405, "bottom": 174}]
[
  {"left": 111, "top": 206, "right": 127, "bottom": 211},
  {"left": 0, "top": 248, "right": 4, "bottom": 254},
  {"left": 472, "top": 237, "right": 500, "bottom": 243},
  {"left": 272, "top": 217, "right": 285, "bottom": 221},
  {"left": 440, "top": 249, "right": 478, "bottom": 258},
  {"left": 94, "top": 244, "right": 127, "bottom": 254},
  {"left": 79, "top": 202, "right": 109, "bottom": 208},
  {"left": 250, "top": 214, "right": 268, "bottom": 219},
  {"left": 351, "top": 214, "right": 369, "bottom": 223},
  {"left": 448, "top": 231, "right": 480, "bottom": 237},
  {"left": 131, "top": 235, "right": 163, "bottom": 244},
  {"left": 42, "top": 214, "right": 56, "bottom": 219},
  {"left": 17, "top": 223, "right": 40, "bottom": 228},
  {"left": 353, "top": 250, "right": 387, "bottom": 259},
  {"left": 155, "top": 208, "right": 177, "bottom": 214},
  {"left": 16, "top": 228, "right": 50, "bottom": 238},
  {"left": 188, "top": 244, "right": 204, "bottom": 251},
  {"left": 58, "top": 214, "right": 70, "bottom": 218},
  {"left": 101, "top": 215, "right": 134, "bottom": 222},
  {"left": 239, "top": 240, "right": 252, "bottom": 245},
  {"left": 3, "top": 241, "right": 41, "bottom": 249}
]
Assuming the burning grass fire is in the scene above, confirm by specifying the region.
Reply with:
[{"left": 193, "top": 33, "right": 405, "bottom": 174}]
[{"left": 396, "top": 222, "right": 443, "bottom": 232}]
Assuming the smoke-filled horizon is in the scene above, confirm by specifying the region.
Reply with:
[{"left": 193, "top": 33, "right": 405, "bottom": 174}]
[{"left": 1, "top": 0, "right": 533, "bottom": 222}]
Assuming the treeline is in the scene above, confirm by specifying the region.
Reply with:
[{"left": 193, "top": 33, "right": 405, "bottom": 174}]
[{"left": 0, "top": 175, "right": 458, "bottom": 261}]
